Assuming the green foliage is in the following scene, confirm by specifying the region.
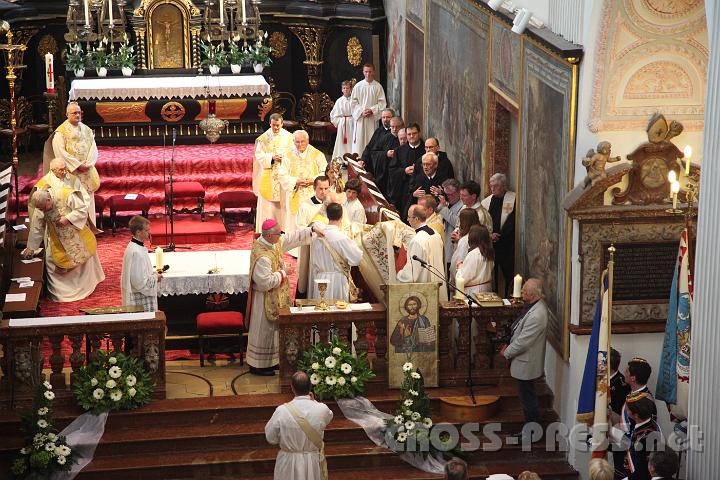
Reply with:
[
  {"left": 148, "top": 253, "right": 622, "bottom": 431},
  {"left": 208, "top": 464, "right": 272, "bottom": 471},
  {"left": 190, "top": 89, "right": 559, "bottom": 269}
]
[
  {"left": 112, "top": 34, "right": 136, "bottom": 69},
  {"left": 11, "top": 382, "right": 77, "bottom": 479},
  {"left": 63, "top": 43, "right": 85, "bottom": 71},
  {"left": 87, "top": 38, "right": 111, "bottom": 68},
  {"left": 296, "top": 338, "right": 375, "bottom": 401},
  {"left": 199, "top": 40, "right": 228, "bottom": 67},
  {"left": 73, "top": 350, "right": 154, "bottom": 413},
  {"left": 227, "top": 39, "right": 250, "bottom": 66},
  {"left": 248, "top": 33, "right": 273, "bottom": 67}
]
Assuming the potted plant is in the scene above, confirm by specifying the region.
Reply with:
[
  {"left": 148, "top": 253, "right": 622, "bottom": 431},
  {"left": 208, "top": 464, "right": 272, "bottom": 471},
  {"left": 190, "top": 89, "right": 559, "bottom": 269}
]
[
  {"left": 248, "top": 32, "right": 272, "bottom": 73},
  {"left": 199, "top": 39, "right": 228, "bottom": 75},
  {"left": 113, "top": 34, "right": 136, "bottom": 76},
  {"left": 64, "top": 43, "right": 86, "bottom": 77},
  {"left": 227, "top": 38, "right": 249, "bottom": 74},
  {"left": 88, "top": 37, "right": 111, "bottom": 77}
]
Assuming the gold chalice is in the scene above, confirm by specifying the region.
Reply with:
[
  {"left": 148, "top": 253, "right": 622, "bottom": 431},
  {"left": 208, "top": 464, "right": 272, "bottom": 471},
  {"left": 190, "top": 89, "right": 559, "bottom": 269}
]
[{"left": 315, "top": 279, "right": 329, "bottom": 311}]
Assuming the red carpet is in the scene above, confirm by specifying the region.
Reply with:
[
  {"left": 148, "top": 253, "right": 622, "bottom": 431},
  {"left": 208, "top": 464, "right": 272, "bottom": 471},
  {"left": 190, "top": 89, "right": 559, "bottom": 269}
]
[
  {"left": 150, "top": 215, "right": 228, "bottom": 245},
  {"left": 18, "top": 143, "right": 255, "bottom": 214}
]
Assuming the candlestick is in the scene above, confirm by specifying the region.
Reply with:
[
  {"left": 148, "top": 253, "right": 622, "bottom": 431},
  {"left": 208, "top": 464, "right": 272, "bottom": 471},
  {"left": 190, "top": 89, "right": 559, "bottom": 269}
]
[
  {"left": 84, "top": 0, "right": 90, "bottom": 26},
  {"left": 683, "top": 145, "right": 692, "bottom": 175},
  {"left": 155, "top": 246, "right": 164, "bottom": 272},
  {"left": 108, "top": 0, "right": 113, "bottom": 25},
  {"left": 513, "top": 274, "right": 523, "bottom": 298},
  {"left": 241, "top": 0, "right": 246, "bottom": 24},
  {"left": 45, "top": 53, "right": 55, "bottom": 93},
  {"left": 220, "top": 0, "right": 224, "bottom": 25}
]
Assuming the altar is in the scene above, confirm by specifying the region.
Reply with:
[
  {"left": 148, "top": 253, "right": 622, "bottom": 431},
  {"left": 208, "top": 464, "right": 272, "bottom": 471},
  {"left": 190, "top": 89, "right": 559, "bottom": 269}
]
[{"left": 70, "top": 74, "right": 272, "bottom": 146}]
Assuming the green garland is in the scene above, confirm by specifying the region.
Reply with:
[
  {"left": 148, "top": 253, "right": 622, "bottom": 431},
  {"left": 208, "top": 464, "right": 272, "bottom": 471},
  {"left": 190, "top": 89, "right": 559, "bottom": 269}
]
[
  {"left": 297, "top": 338, "right": 374, "bottom": 401},
  {"left": 11, "top": 382, "right": 78, "bottom": 478},
  {"left": 73, "top": 350, "right": 154, "bottom": 413}
]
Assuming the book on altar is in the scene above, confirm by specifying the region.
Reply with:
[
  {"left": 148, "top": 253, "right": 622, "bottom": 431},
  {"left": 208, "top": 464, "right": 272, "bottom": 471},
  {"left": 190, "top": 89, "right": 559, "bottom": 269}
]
[{"left": 348, "top": 303, "right": 372, "bottom": 311}]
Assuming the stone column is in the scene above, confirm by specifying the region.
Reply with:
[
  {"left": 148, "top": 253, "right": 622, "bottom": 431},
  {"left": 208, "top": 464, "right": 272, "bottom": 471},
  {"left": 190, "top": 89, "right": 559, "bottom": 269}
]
[{"left": 686, "top": 1, "right": 720, "bottom": 477}]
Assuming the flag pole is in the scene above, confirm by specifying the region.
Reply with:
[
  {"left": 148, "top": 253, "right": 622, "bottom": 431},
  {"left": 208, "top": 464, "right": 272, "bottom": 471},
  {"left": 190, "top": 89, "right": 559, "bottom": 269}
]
[{"left": 607, "top": 244, "right": 615, "bottom": 392}]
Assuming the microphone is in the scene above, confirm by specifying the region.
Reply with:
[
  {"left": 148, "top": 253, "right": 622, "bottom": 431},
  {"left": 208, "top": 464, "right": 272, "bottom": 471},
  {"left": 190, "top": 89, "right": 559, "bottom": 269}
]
[
  {"left": 411, "top": 255, "right": 428, "bottom": 267},
  {"left": 172, "top": 127, "right": 176, "bottom": 142}
]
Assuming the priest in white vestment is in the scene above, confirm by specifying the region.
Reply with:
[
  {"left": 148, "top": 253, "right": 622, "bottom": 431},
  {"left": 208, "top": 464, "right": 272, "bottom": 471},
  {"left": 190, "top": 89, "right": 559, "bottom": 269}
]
[
  {"left": 457, "top": 225, "right": 495, "bottom": 295},
  {"left": 252, "top": 113, "right": 294, "bottom": 232},
  {"left": 32, "top": 158, "right": 94, "bottom": 229},
  {"left": 397, "top": 205, "right": 447, "bottom": 301},
  {"left": 330, "top": 80, "right": 355, "bottom": 160},
  {"left": 309, "top": 202, "right": 363, "bottom": 301},
  {"left": 458, "top": 180, "right": 493, "bottom": 234},
  {"left": 265, "top": 371, "right": 333, "bottom": 480},
  {"left": 350, "top": 63, "right": 387, "bottom": 155},
  {"left": 50, "top": 102, "right": 100, "bottom": 225},
  {"left": 247, "top": 219, "right": 322, "bottom": 375},
  {"left": 343, "top": 178, "right": 367, "bottom": 225},
  {"left": 121, "top": 216, "right": 160, "bottom": 312},
  {"left": 22, "top": 189, "right": 105, "bottom": 302},
  {"left": 295, "top": 176, "right": 330, "bottom": 297},
  {"left": 278, "top": 130, "right": 328, "bottom": 254}
]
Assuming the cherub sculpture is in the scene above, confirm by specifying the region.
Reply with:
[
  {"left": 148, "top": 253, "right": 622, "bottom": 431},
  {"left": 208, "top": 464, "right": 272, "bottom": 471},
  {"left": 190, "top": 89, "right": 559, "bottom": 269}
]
[{"left": 582, "top": 141, "right": 621, "bottom": 188}]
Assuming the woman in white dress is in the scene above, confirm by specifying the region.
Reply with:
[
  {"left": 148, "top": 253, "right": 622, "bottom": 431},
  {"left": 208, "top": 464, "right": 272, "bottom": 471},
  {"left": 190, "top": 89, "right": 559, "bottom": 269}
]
[
  {"left": 450, "top": 208, "right": 482, "bottom": 280},
  {"left": 458, "top": 224, "right": 495, "bottom": 295}
]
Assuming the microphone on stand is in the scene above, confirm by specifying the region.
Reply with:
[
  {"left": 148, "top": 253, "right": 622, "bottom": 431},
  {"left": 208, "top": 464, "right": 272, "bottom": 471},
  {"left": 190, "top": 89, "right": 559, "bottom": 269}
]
[
  {"left": 172, "top": 127, "right": 177, "bottom": 143},
  {"left": 412, "top": 255, "right": 429, "bottom": 267}
]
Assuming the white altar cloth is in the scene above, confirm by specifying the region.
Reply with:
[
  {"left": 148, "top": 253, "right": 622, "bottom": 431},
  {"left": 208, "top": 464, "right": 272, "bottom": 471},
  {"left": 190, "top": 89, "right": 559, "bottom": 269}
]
[
  {"left": 150, "top": 250, "right": 251, "bottom": 297},
  {"left": 70, "top": 75, "right": 270, "bottom": 101}
]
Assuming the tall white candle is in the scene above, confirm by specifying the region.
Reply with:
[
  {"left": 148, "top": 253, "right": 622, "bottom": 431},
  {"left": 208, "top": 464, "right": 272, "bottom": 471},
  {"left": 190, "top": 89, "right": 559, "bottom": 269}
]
[
  {"left": 241, "top": 0, "right": 246, "bottom": 24},
  {"left": 84, "top": 0, "right": 90, "bottom": 26},
  {"left": 454, "top": 274, "right": 466, "bottom": 301},
  {"left": 684, "top": 145, "right": 692, "bottom": 175},
  {"left": 108, "top": 0, "right": 113, "bottom": 25},
  {"left": 219, "top": 0, "right": 224, "bottom": 25},
  {"left": 155, "top": 246, "right": 163, "bottom": 271},
  {"left": 45, "top": 53, "right": 55, "bottom": 92},
  {"left": 513, "top": 274, "right": 523, "bottom": 298}
]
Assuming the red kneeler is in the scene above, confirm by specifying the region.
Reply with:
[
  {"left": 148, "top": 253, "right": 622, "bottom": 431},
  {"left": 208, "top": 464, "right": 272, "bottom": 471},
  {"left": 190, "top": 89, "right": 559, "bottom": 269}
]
[
  {"left": 196, "top": 311, "right": 246, "bottom": 367},
  {"left": 107, "top": 194, "right": 150, "bottom": 235},
  {"left": 218, "top": 190, "right": 257, "bottom": 225},
  {"left": 166, "top": 181, "right": 205, "bottom": 220}
]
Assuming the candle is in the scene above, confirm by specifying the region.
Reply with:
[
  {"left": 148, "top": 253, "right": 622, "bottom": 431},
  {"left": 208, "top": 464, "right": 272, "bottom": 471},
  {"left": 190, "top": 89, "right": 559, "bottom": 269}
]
[
  {"left": 683, "top": 145, "right": 692, "bottom": 175},
  {"left": 455, "top": 274, "right": 466, "bottom": 301},
  {"left": 108, "top": 0, "right": 113, "bottom": 25},
  {"left": 667, "top": 170, "right": 676, "bottom": 184},
  {"left": 155, "top": 247, "right": 164, "bottom": 271},
  {"left": 241, "top": 0, "right": 246, "bottom": 24},
  {"left": 84, "top": 0, "right": 90, "bottom": 26},
  {"left": 45, "top": 53, "right": 55, "bottom": 92},
  {"left": 671, "top": 181, "right": 680, "bottom": 209},
  {"left": 513, "top": 274, "right": 523, "bottom": 298},
  {"left": 220, "top": 0, "right": 224, "bottom": 25}
]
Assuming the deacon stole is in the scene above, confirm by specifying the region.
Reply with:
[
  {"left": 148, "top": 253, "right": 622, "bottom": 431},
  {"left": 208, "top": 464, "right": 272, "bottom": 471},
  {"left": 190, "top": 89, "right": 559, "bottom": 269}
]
[
  {"left": 45, "top": 187, "right": 97, "bottom": 269},
  {"left": 56, "top": 121, "right": 101, "bottom": 193}
]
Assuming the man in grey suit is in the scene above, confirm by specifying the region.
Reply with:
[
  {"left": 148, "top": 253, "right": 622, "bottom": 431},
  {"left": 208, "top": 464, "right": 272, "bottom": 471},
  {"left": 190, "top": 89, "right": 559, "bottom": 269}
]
[{"left": 500, "top": 278, "right": 549, "bottom": 432}]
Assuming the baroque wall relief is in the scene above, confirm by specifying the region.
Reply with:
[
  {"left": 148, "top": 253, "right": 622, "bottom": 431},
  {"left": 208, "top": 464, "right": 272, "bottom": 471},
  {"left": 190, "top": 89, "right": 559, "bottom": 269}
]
[{"left": 589, "top": 0, "right": 707, "bottom": 132}]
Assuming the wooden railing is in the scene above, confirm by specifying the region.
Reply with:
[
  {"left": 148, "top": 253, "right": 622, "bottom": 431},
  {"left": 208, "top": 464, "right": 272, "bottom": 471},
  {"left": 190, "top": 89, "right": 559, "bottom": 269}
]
[
  {"left": 278, "top": 302, "right": 526, "bottom": 393},
  {"left": 0, "top": 312, "right": 167, "bottom": 409}
]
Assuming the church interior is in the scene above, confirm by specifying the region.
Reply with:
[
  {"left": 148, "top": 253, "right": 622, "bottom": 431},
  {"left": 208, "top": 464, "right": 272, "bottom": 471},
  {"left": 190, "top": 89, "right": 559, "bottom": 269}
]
[{"left": 0, "top": 0, "right": 718, "bottom": 479}]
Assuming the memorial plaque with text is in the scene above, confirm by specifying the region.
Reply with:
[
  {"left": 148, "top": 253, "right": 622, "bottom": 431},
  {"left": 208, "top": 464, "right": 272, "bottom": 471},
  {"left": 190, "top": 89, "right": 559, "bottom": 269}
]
[{"left": 602, "top": 242, "right": 676, "bottom": 302}]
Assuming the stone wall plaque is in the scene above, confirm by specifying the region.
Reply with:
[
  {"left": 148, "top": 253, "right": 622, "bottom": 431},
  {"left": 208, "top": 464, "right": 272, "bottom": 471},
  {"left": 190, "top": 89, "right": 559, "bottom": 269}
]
[{"left": 602, "top": 242, "right": 676, "bottom": 303}]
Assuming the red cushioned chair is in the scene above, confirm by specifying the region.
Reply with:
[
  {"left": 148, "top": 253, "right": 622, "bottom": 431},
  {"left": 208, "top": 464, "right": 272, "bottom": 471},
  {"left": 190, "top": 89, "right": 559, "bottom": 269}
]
[
  {"left": 218, "top": 190, "right": 257, "bottom": 226},
  {"left": 196, "top": 311, "right": 246, "bottom": 367},
  {"left": 165, "top": 181, "right": 205, "bottom": 221},
  {"left": 107, "top": 194, "right": 150, "bottom": 235},
  {"left": 94, "top": 193, "right": 105, "bottom": 229}
]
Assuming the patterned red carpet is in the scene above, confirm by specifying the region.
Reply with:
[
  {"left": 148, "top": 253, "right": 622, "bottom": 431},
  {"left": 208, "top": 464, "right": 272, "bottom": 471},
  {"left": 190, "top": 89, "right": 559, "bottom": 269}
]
[{"left": 40, "top": 222, "right": 298, "bottom": 318}]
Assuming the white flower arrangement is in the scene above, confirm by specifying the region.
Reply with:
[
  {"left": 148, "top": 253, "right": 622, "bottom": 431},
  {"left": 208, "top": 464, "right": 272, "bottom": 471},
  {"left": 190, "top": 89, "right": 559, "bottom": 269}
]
[
  {"left": 404, "top": 399, "right": 413, "bottom": 407},
  {"left": 73, "top": 350, "right": 154, "bottom": 412},
  {"left": 297, "top": 339, "right": 374, "bottom": 401},
  {"left": 11, "top": 382, "right": 77, "bottom": 478},
  {"left": 411, "top": 412, "right": 421, "bottom": 421},
  {"left": 411, "top": 372, "right": 421, "bottom": 379},
  {"left": 394, "top": 415, "right": 404, "bottom": 424},
  {"left": 402, "top": 362, "right": 414, "bottom": 372}
]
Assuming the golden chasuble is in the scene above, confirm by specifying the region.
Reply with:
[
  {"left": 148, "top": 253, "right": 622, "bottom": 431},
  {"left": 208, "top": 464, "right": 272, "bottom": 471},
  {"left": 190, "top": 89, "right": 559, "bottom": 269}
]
[
  {"left": 45, "top": 187, "right": 97, "bottom": 269},
  {"left": 56, "top": 121, "right": 100, "bottom": 193},
  {"left": 257, "top": 130, "right": 292, "bottom": 202},
  {"left": 249, "top": 239, "right": 291, "bottom": 322},
  {"left": 287, "top": 146, "right": 327, "bottom": 214}
]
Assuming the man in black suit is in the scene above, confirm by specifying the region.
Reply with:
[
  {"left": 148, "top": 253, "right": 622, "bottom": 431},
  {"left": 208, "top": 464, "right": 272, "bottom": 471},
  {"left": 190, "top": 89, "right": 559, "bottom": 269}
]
[
  {"left": 388, "top": 123, "right": 424, "bottom": 217},
  {"left": 366, "top": 116, "right": 403, "bottom": 198},
  {"left": 647, "top": 450, "right": 679, "bottom": 480},
  {"left": 359, "top": 108, "right": 394, "bottom": 170},
  {"left": 405, "top": 152, "right": 450, "bottom": 212},
  {"left": 415, "top": 137, "right": 454, "bottom": 180}
]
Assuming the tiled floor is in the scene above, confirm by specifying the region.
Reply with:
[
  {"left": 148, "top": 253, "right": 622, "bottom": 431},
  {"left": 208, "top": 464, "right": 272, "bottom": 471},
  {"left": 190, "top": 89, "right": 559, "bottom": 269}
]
[{"left": 165, "top": 359, "right": 280, "bottom": 398}]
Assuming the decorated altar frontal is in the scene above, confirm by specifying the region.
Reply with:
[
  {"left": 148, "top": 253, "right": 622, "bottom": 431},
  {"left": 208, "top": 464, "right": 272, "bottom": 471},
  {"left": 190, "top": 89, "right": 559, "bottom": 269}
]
[{"left": 70, "top": 74, "right": 272, "bottom": 145}]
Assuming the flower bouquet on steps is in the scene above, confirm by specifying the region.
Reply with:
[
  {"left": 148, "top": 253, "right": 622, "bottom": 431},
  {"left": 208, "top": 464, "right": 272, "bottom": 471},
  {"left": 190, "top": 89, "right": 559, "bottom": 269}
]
[
  {"left": 297, "top": 338, "right": 374, "bottom": 400},
  {"left": 11, "top": 382, "right": 78, "bottom": 479},
  {"left": 384, "top": 362, "right": 456, "bottom": 460},
  {"left": 73, "top": 350, "right": 154, "bottom": 413}
]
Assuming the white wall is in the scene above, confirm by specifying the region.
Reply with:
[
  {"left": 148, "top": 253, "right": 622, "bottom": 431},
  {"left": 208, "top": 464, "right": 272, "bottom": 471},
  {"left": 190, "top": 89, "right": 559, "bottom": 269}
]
[{"left": 503, "top": 0, "right": 550, "bottom": 25}]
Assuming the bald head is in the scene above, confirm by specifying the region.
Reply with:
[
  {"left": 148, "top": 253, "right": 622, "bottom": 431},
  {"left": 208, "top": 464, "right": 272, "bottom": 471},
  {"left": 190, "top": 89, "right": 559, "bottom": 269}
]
[
  {"left": 31, "top": 189, "right": 52, "bottom": 211},
  {"left": 293, "top": 130, "right": 310, "bottom": 152},
  {"left": 521, "top": 278, "right": 543, "bottom": 303},
  {"left": 66, "top": 102, "right": 82, "bottom": 126}
]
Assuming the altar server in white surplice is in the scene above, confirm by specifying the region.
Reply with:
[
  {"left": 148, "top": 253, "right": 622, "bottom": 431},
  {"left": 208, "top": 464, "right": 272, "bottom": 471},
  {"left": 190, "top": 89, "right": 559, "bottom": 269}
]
[
  {"left": 295, "top": 176, "right": 330, "bottom": 297},
  {"left": 350, "top": 63, "right": 387, "bottom": 155},
  {"left": 265, "top": 371, "right": 333, "bottom": 480},
  {"left": 330, "top": 80, "right": 355, "bottom": 160},
  {"left": 252, "top": 113, "right": 294, "bottom": 232},
  {"left": 247, "top": 220, "right": 322, "bottom": 376},
  {"left": 121, "top": 216, "right": 160, "bottom": 312},
  {"left": 457, "top": 225, "right": 495, "bottom": 296},
  {"left": 309, "top": 202, "right": 363, "bottom": 301},
  {"left": 342, "top": 178, "right": 367, "bottom": 225},
  {"left": 397, "top": 204, "right": 447, "bottom": 301}
]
